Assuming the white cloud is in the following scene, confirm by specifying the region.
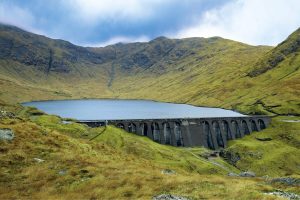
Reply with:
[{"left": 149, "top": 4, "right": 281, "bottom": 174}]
[
  {"left": 66, "top": 0, "right": 170, "bottom": 25},
  {"left": 85, "top": 35, "right": 150, "bottom": 47},
  {"left": 174, "top": 0, "right": 300, "bottom": 46},
  {"left": 0, "top": 3, "right": 33, "bottom": 28},
  {"left": 0, "top": 2, "right": 45, "bottom": 35}
]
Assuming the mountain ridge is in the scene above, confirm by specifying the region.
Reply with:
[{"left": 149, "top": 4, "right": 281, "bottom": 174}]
[{"left": 0, "top": 24, "right": 299, "bottom": 115}]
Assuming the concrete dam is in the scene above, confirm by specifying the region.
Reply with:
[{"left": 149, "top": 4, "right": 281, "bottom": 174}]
[{"left": 80, "top": 116, "right": 271, "bottom": 149}]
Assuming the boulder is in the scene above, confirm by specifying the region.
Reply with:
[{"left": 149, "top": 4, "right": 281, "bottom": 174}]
[
  {"left": 0, "top": 128, "right": 15, "bottom": 141},
  {"left": 161, "top": 169, "right": 176, "bottom": 175},
  {"left": 153, "top": 194, "right": 191, "bottom": 200},
  {"left": 228, "top": 172, "right": 239, "bottom": 177},
  {"left": 239, "top": 171, "right": 256, "bottom": 177},
  {"left": 33, "top": 158, "right": 45, "bottom": 163}
]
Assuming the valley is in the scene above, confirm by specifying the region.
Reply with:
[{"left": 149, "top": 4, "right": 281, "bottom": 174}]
[{"left": 0, "top": 24, "right": 299, "bottom": 199}]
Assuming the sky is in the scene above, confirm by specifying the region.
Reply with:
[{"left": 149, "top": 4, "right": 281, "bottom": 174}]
[{"left": 0, "top": 0, "right": 300, "bottom": 47}]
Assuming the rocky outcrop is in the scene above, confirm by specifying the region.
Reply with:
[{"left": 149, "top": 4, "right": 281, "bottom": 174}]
[
  {"left": 0, "top": 110, "right": 15, "bottom": 119},
  {"left": 265, "top": 190, "right": 300, "bottom": 200},
  {"left": 219, "top": 149, "right": 241, "bottom": 166},
  {"left": 270, "top": 177, "right": 300, "bottom": 186}
]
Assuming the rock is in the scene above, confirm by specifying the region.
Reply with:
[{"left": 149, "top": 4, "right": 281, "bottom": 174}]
[
  {"left": 62, "top": 120, "right": 72, "bottom": 124},
  {"left": 228, "top": 172, "right": 239, "bottom": 177},
  {"left": 58, "top": 169, "right": 67, "bottom": 176},
  {"left": 201, "top": 151, "right": 220, "bottom": 159},
  {"left": 161, "top": 169, "right": 176, "bottom": 175},
  {"left": 270, "top": 177, "right": 300, "bottom": 186},
  {"left": 256, "top": 137, "right": 272, "bottom": 141},
  {"left": 219, "top": 150, "right": 240, "bottom": 166},
  {"left": 0, "top": 128, "right": 15, "bottom": 141},
  {"left": 0, "top": 110, "right": 15, "bottom": 119},
  {"left": 265, "top": 190, "right": 300, "bottom": 200},
  {"left": 153, "top": 194, "right": 191, "bottom": 200},
  {"left": 33, "top": 158, "right": 45, "bottom": 163},
  {"left": 239, "top": 171, "right": 256, "bottom": 177}
]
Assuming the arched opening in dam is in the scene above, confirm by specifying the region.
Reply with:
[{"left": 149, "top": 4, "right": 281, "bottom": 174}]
[
  {"left": 241, "top": 120, "right": 250, "bottom": 135},
  {"left": 250, "top": 120, "right": 258, "bottom": 132},
  {"left": 117, "top": 123, "right": 125, "bottom": 129},
  {"left": 163, "top": 122, "right": 171, "bottom": 145},
  {"left": 174, "top": 122, "right": 183, "bottom": 146},
  {"left": 213, "top": 121, "right": 224, "bottom": 148},
  {"left": 231, "top": 120, "right": 241, "bottom": 138},
  {"left": 140, "top": 123, "right": 148, "bottom": 136},
  {"left": 222, "top": 120, "right": 232, "bottom": 140},
  {"left": 258, "top": 119, "right": 266, "bottom": 130},
  {"left": 128, "top": 123, "right": 137, "bottom": 133},
  {"left": 151, "top": 122, "right": 160, "bottom": 142},
  {"left": 204, "top": 121, "right": 214, "bottom": 149}
]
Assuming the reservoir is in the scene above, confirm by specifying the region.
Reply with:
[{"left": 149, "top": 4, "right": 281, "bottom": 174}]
[{"left": 22, "top": 99, "right": 245, "bottom": 120}]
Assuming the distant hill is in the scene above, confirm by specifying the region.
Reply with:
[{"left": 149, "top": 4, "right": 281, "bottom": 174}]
[{"left": 0, "top": 24, "right": 299, "bottom": 115}]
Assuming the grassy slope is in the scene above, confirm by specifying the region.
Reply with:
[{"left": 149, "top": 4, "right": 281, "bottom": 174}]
[
  {"left": 225, "top": 116, "right": 300, "bottom": 177},
  {"left": 1, "top": 106, "right": 298, "bottom": 199}
]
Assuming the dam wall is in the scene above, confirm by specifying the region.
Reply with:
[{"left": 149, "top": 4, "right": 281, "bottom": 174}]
[{"left": 80, "top": 116, "right": 270, "bottom": 149}]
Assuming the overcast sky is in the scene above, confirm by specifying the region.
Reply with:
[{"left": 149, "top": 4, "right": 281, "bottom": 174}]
[{"left": 1, "top": 0, "right": 300, "bottom": 47}]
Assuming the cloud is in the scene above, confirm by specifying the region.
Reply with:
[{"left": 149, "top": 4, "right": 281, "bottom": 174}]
[
  {"left": 174, "top": 0, "right": 300, "bottom": 45},
  {"left": 0, "top": 3, "right": 33, "bottom": 28},
  {"left": 84, "top": 35, "right": 150, "bottom": 47},
  {"left": 0, "top": 1, "right": 45, "bottom": 35},
  {"left": 65, "top": 0, "right": 171, "bottom": 25}
]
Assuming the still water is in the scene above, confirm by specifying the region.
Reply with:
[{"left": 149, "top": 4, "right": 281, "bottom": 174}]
[{"left": 22, "top": 99, "right": 245, "bottom": 120}]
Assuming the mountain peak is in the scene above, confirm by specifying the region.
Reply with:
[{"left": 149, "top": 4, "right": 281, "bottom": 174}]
[{"left": 151, "top": 36, "right": 169, "bottom": 42}]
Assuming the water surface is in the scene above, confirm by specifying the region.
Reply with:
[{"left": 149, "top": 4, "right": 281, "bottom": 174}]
[{"left": 22, "top": 99, "right": 245, "bottom": 120}]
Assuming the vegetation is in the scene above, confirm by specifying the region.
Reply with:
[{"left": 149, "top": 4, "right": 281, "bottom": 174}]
[
  {"left": 0, "top": 105, "right": 299, "bottom": 199},
  {"left": 225, "top": 116, "right": 300, "bottom": 177}
]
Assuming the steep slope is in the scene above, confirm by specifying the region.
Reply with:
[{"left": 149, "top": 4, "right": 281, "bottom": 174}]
[
  {"left": 249, "top": 27, "right": 300, "bottom": 77},
  {"left": 0, "top": 24, "right": 114, "bottom": 101}
]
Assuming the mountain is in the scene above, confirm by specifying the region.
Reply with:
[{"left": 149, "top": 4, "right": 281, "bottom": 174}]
[
  {"left": 1, "top": 24, "right": 300, "bottom": 199},
  {"left": 0, "top": 24, "right": 299, "bottom": 115}
]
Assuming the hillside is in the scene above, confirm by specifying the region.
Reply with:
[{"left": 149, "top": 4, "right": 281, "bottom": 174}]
[
  {"left": 1, "top": 24, "right": 299, "bottom": 115},
  {"left": 0, "top": 104, "right": 299, "bottom": 199}
]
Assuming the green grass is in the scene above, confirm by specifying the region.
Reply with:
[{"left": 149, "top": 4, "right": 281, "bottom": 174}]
[
  {"left": 0, "top": 105, "right": 299, "bottom": 199},
  {"left": 225, "top": 116, "right": 300, "bottom": 177}
]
